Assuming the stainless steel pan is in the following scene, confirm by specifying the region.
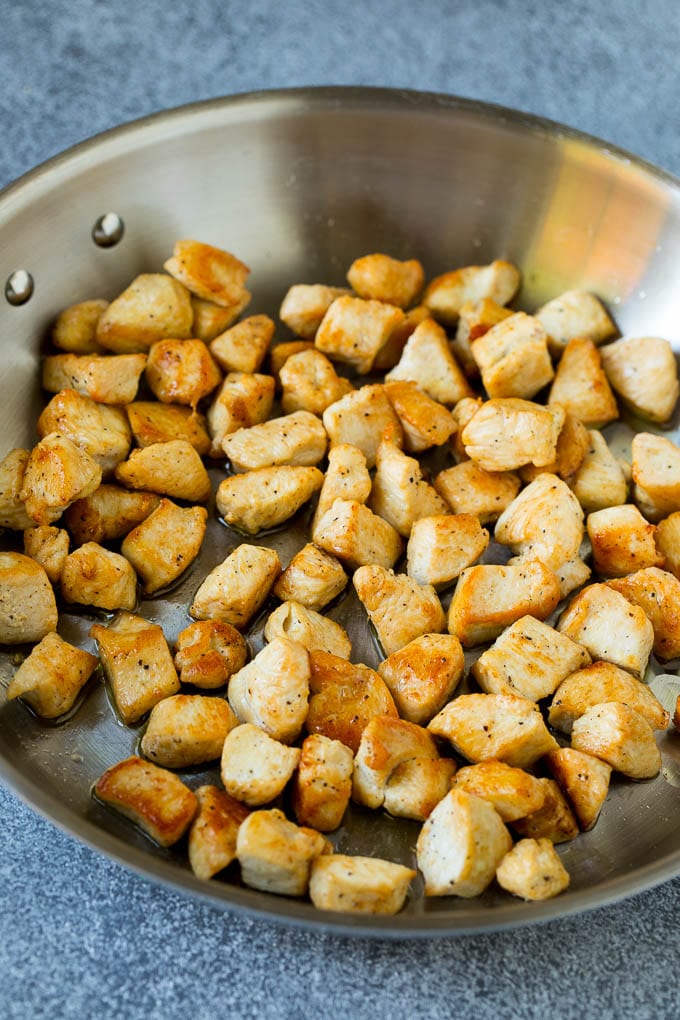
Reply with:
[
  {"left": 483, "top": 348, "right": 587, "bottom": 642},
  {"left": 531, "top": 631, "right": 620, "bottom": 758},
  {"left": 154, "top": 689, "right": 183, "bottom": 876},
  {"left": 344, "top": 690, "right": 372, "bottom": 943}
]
[{"left": 1, "top": 87, "right": 679, "bottom": 936}]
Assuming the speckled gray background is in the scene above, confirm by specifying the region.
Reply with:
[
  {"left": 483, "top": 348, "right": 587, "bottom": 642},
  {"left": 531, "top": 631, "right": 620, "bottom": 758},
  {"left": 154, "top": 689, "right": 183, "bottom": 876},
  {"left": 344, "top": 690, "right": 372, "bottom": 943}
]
[{"left": 1, "top": 2, "right": 680, "bottom": 1018}]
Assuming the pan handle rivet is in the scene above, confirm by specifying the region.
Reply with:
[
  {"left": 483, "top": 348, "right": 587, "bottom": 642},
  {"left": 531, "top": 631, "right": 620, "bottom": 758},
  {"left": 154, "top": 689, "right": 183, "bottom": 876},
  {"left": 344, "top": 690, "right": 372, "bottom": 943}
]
[
  {"left": 92, "top": 212, "right": 125, "bottom": 248},
  {"left": 4, "top": 269, "right": 34, "bottom": 306}
]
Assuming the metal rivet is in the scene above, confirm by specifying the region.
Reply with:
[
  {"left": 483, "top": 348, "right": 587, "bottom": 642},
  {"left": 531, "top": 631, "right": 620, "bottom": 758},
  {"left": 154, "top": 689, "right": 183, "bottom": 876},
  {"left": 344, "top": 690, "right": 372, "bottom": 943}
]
[
  {"left": 92, "top": 212, "right": 125, "bottom": 248},
  {"left": 5, "top": 269, "right": 34, "bottom": 306}
]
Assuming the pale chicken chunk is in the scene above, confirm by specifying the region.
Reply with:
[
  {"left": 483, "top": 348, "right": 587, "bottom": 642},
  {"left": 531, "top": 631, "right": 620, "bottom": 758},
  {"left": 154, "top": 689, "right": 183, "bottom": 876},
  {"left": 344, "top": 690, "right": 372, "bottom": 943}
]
[
  {"left": 222, "top": 410, "right": 327, "bottom": 471},
  {"left": 548, "top": 659, "right": 669, "bottom": 734},
  {"left": 587, "top": 504, "right": 662, "bottom": 577},
  {"left": 315, "top": 294, "right": 405, "bottom": 374},
  {"left": 311, "top": 443, "right": 372, "bottom": 532},
  {"left": 494, "top": 473, "right": 584, "bottom": 573},
  {"left": 552, "top": 557, "right": 592, "bottom": 600},
  {"left": 545, "top": 747, "right": 612, "bottom": 831},
  {"left": 126, "top": 401, "right": 211, "bottom": 456},
  {"left": 346, "top": 253, "right": 424, "bottom": 308},
  {"left": 511, "top": 778, "right": 579, "bottom": 843},
  {"left": 519, "top": 412, "right": 590, "bottom": 484},
  {"left": 570, "top": 430, "right": 628, "bottom": 513},
  {"left": 383, "top": 380, "right": 456, "bottom": 452},
  {"left": 215, "top": 465, "right": 323, "bottom": 535},
  {"left": 451, "top": 761, "right": 546, "bottom": 823},
  {"left": 292, "top": 734, "right": 354, "bottom": 832},
  {"left": 496, "top": 838, "right": 570, "bottom": 901},
  {"left": 61, "top": 542, "right": 137, "bottom": 611},
  {"left": 322, "top": 385, "right": 402, "bottom": 468},
  {"left": 471, "top": 311, "right": 554, "bottom": 400},
  {"left": 121, "top": 499, "right": 207, "bottom": 594},
  {"left": 571, "top": 702, "right": 661, "bottom": 779},
  {"left": 406, "top": 514, "right": 489, "bottom": 589},
  {"left": 228, "top": 637, "right": 310, "bottom": 744},
  {"left": 385, "top": 317, "right": 473, "bottom": 405},
  {"left": 353, "top": 565, "right": 446, "bottom": 656},
  {"left": 447, "top": 559, "right": 561, "bottom": 647},
  {"left": 52, "top": 298, "right": 108, "bottom": 353},
  {"left": 273, "top": 544, "right": 348, "bottom": 612},
  {"left": 428, "top": 693, "right": 558, "bottom": 767},
  {"left": 279, "top": 349, "right": 353, "bottom": 415},
  {"left": 115, "top": 440, "right": 211, "bottom": 503},
  {"left": 21, "top": 432, "right": 102, "bottom": 525},
  {"left": 369, "top": 438, "right": 449, "bottom": 538},
  {"left": 23, "top": 525, "right": 69, "bottom": 584},
  {"left": 236, "top": 809, "right": 330, "bottom": 897},
  {"left": 600, "top": 336, "right": 679, "bottom": 423},
  {"left": 37, "top": 389, "right": 132, "bottom": 474},
  {"left": 269, "top": 340, "right": 316, "bottom": 379},
  {"left": 306, "top": 650, "right": 397, "bottom": 754},
  {"left": 351, "top": 715, "right": 439, "bottom": 809},
  {"left": 190, "top": 544, "right": 281, "bottom": 629},
  {"left": 632, "top": 432, "right": 680, "bottom": 520},
  {"left": 188, "top": 786, "right": 250, "bottom": 880},
  {"left": 279, "top": 284, "right": 349, "bottom": 340},
  {"left": 42, "top": 353, "right": 147, "bottom": 404},
  {"left": 220, "top": 725, "right": 300, "bottom": 807},
  {"left": 209, "top": 314, "right": 274, "bottom": 374},
  {"left": 145, "top": 339, "right": 221, "bottom": 408},
  {"left": 607, "top": 567, "right": 680, "bottom": 660},
  {"left": 191, "top": 295, "right": 249, "bottom": 340},
  {"left": 383, "top": 757, "right": 457, "bottom": 821},
  {"left": 462, "top": 399, "right": 565, "bottom": 472},
  {"left": 96, "top": 274, "right": 193, "bottom": 352},
  {"left": 471, "top": 616, "right": 590, "bottom": 701},
  {"left": 140, "top": 694, "right": 238, "bottom": 768},
  {"left": 313, "top": 499, "right": 403, "bottom": 571},
  {"left": 557, "top": 583, "right": 654, "bottom": 679},
  {"left": 448, "top": 397, "right": 484, "bottom": 462},
  {"left": 206, "top": 372, "right": 275, "bottom": 457},
  {"left": 94, "top": 756, "right": 196, "bottom": 847},
  {"left": 6, "top": 631, "right": 98, "bottom": 719},
  {"left": 63, "top": 485, "right": 160, "bottom": 545},
  {"left": 377, "top": 633, "right": 464, "bottom": 725},
  {"left": 0, "top": 448, "right": 33, "bottom": 530},
  {"left": 655, "top": 511, "right": 680, "bottom": 579},
  {"left": 372, "top": 306, "right": 431, "bottom": 371},
  {"left": 309, "top": 854, "right": 415, "bottom": 915},
  {"left": 434, "top": 460, "right": 521, "bottom": 524},
  {"left": 416, "top": 788, "right": 512, "bottom": 897},
  {"left": 164, "top": 239, "right": 250, "bottom": 308},
  {"left": 547, "top": 337, "right": 619, "bottom": 427},
  {"left": 453, "top": 298, "right": 513, "bottom": 377},
  {"left": 423, "top": 260, "right": 521, "bottom": 326},
  {"left": 174, "top": 620, "right": 247, "bottom": 689},
  {"left": 535, "top": 289, "right": 616, "bottom": 353},
  {"left": 0, "top": 553, "right": 58, "bottom": 644},
  {"left": 264, "top": 602, "right": 351, "bottom": 659}
]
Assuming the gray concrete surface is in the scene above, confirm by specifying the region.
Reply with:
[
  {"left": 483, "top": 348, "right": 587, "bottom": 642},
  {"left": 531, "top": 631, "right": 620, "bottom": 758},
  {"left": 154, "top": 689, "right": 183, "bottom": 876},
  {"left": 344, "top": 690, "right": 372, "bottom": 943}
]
[{"left": 1, "top": 2, "right": 679, "bottom": 1017}]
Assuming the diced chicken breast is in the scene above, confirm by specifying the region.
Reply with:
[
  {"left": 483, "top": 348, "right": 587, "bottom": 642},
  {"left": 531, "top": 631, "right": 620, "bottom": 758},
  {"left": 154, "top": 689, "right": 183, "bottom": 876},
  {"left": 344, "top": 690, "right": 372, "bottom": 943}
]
[
  {"left": 190, "top": 545, "right": 281, "bottom": 629},
  {"left": 191, "top": 295, "right": 249, "bottom": 340},
  {"left": 220, "top": 725, "right": 300, "bottom": 807},
  {"left": 570, "top": 430, "right": 628, "bottom": 513},
  {"left": 273, "top": 544, "right": 348, "bottom": 611},
  {"left": 313, "top": 499, "right": 403, "bottom": 571},
  {"left": 472, "top": 311, "right": 554, "bottom": 400},
  {"left": 309, "top": 854, "right": 414, "bottom": 914},
  {"left": 423, "top": 260, "right": 521, "bottom": 326},
  {"left": 545, "top": 747, "right": 612, "bottom": 831},
  {"left": 369, "top": 438, "right": 449, "bottom": 538},
  {"left": 264, "top": 602, "right": 351, "bottom": 659},
  {"left": 552, "top": 557, "right": 592, "bottom": 599},
  {"left": 145, "top": 339, "right": 221, "bottom": 408},
  {"left": 206, "top": 372, "right": 275, "bottom": 457},
  {"left": 352, "top": 715, "right": 439, "bottom": 809},
  {"left": 453, "top": 298, "right": 513, "bottom": 376},
  {"left": 385, "top": 317, "right": 473, "bottom": 405},
  {"left": 121, "top": 499, "right": 207, "bottom": 594},
  {"left": 346, "top": 253, "right": 425, "bottom": 308},
  {"left": 434, "top": 460, "right": 521, "bottom": 524},
  {"left": 23, "top": 525, "right": 69, "bottom": 584},
  {"left": 587, "top": 504, "right": 662, "bottom": 577},
  {"left": 61, "top": 542, "right": 137, "bottom": 611},
  {"left": 519, "top": 411, "right": 590, "bottom": 484},
  {"left": 279, "top": 284, "right": 349, "bottom": 339},
  {"left": 222, "top": 410, "right": 327, "bottom": 471},
  {"left": 353, "top": 565, "right": 446, "bottom": 656},
  {"left": 52, "top": 298, "right": 108, "bottom": 353},
  {"left": 37, "top": 388, "right": 131, "bottom": 475},
  {"left": 315, "top": 294, "right": 405, "bottom": 374},
  {"left": 215, "top": 465, "right": 323, "bottom": 535},
  {"left": 140, "top": 694, "right": 238, "bottom": 768},
  {"left": 126, "top": 401, "right": 211, "bottom": 455},
  {"left": 63, "top": 485, "right": 160, "bottom": 545},
  {"left": 322, "top": 385, "right": 402, "bottom": 468},
  {"left": 632, "top": 432, "right": 680, "bottom": 520},
  {"left": 228, "top": 637, "right": 310, "bottom": 744},
  {"left": 311, "top": 443, "right": 372, "bottom": 532},
  {"left": 269, "top": 340, "right": 316, "bottom": 379},
  {"left": 0, "top": 553, "right": 58, "bottom": 644},
  {"left": 188, "top": 785, "right": 250, "bottom": 880},
  {"left": 547, "top": 337, "right": 619, "bottom": 426},
  {"left": 174, "top": 620, "right": 248, "bottom": 689},
  {"left": 0, "top": 449, "right": 33, "bottom": 530},
  {"left": 115, "top": 440, "right": 211, "bottom": 503},
  {"left": 42, "top": 353, "right": 147, "bottom": 404},
  {"left": 377, "top": 633, "right": 465, "bottom": 725},
  {"left": 548, "top": 659, "right": 669, "bottom": 733},
  {"left": 383, "top": 757, "right": 457, "bottom": 821},
  {"left": 209, "top": 314, "right": 274, "bottom": 374},
  {"left": 279, "top": 349, "right": 353, "bottom": 415},
  {"left": 494, "top": 473, "right": 584, "bottom": 572},
  {"left": 511, "top": 778, "right": 579, "bottom": 843},
  {"left": 292, "top": 733, "right": 354, "bottom": 832},
  {"left": 383, "top": 380, "right": 456, "bottom": 452},
  {"left": 6, "top": 631, "right": 98, "bottom": 718},
  {"left": 96, "top": 274, "right": 193, "bottom": 352},
  {"left": 462, "top": 399, "right": 565, "bottom": 472},
  {"left": 21, "top": 432, "right": 102, "bottom": 525},
  {"left": 94, "top": 756, "right": 196, "bottom": 846},
  {"left": 407, "top": 514, "right": 489, "bottom": 589},
  {"left": 496, "top": 838, "right": 570, "bottom": 901},
  {"left": 556, "top": 583, "right": 654, "bottom": 679},
  {"left": 600, "top": 336, "right": 679, "bottom": 423},
  {"left": 163, "top": 239, "right": 250, "bottom": 309},
  {"left": 236, "top": 809, "right": 330, "bottom": 897},
  {"left": 655, "top": 511, "right": 680, "bottom": 579},
  {"left": 535, "top": 289, "right": 616, "bottom": 353},
  {"left": 571, "top": 701, "right": 661, "bottom": 779},
  {"left": 306, "top": 650, "right": 397, "bottom": 753},
  {"left": 607, "top": 566, "right": 680, "bottom": 660},
  {"left": 451, "top": 760, "right": 546, "bottom": 823}
]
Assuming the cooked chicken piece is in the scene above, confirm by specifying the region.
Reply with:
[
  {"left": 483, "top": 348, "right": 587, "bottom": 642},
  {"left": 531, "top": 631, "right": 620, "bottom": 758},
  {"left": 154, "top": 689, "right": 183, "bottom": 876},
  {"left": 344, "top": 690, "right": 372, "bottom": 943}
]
[
  {"left": 43, "top": 353, "right": 147, "bottom": 404},
  {"left": 353, "top": 565, "right": 445, "bottom": 656},
  {"left": 306, "top": 650, "right": 397, "bottom": 753},
  {"left": 417, "top": 788, "right": 512, "bottom": 897},
  {"left": 377, "top": 633, "right": 464, "bottom": 725},
  {"left": 600, "top": 336, "right": 679, "bottom": 423},
  {"left": 322, "top": 384, "right": 403, "bottom": 468},
  {"left": 674, "top": 696, "right": 680, "bottom": 731},
  {"left": 655, "top": 511, "right": 680, "bottom": 579},
  {"left": 228, "top": 637, "right": 310, "bottom": 744},
  {"left": 535, "top": 289, "right": 617, "bottom": 354},
  {"left": 94, "top": 756, "right": 196, "bottom": 846},
  {"left": 313, "top": 499, "right": 403, "bottom": 572},
  {"left": 607, "top": 566, "right": 680, "bottom": 660},
  {"left": 222, "top": 410, "right": 327, "bottom": 471},
  {"left": 279, "top": 284, "right": 349, "bottom": 340},
  {"left": 451, "top": 760, "right": 546, "bottom": 823},
  {"left": 191, "top": 295, "right": 248, "bottom": 341},
  {"left": 220, "top": 725, "right": 301, "bottom": 806},
  {"left": 462, "top": 399, "right": 565, "bottom": 472},
  {"left": 385, "top": 317, "right": 473, "bottom": 405},
  {"left": 448, "top": 559, "right": 561, "bottom": 647},
  {"left": 121, "top": 499, "right": 207, "bottom": 594},
  {"left": 369, "top": 438, "right": 449, "bottom": 538},
  {"left": 494, "top": 473, "right": 584, "bottom": 573},
  {"left": 570, "top": 429, "right": 628, "bottom": 513},
  {"left": 90, "top": 612, "right": 180, "bottom": 724},
  {"left": 273, "top": 544, "right": 348, "bottom": 612},
  {"left": 511, "top": 778, "right": 579, "bottom": 843},
  {"left": 126, "top": 401, "right": 211, "bottom": 456},
  {"left": 372, "top": 305, "right": 431, "bottom": 372},
  {"left": 520, "top": 412, "right": 591, "bottom": 484},
  {"left": 548, "top": 659, "right": 669, "bottom": 734},
  {"left": 164, "top": 239, "right": 250, "bottom": 308},
  {"left": 383, "top": 757, "right": 457, "bottom": 821},
  {"left": 449, "top": 397, "right": 484, "bottom": 462},
  {"left": 406, "top": 513, "right": 489, "bottom": 590},
  {"left": 37, "top": 389, "right": 132, "bottom": 474},
  {"left": 96, "top": 274, "right": 193, "bottom": 352},
  {"left": 188, "top": 785, "right": 250, "bottom": 880},
  {"left": 310, "top": 854, "right": 414, "bottom": 914},
  {"left": 23, "top": 525, "right": 69, "bottom": 584},
  {"left": 140, "top": 694, "right": 238, "bottom": 768},
  {"left": 545, "top": 747, "right": 612, "bottom": 831},
  {"left": 471, "top": 616, "right": 590, "bottom": 701},
  {"left": 115, "top": 440, "right": 211, "bottom": 503},
  {"left": 346, "top": 253, "right": 424, "bottom": 308},
  {"left": 315, "top": 294, "right": 405, "bottom": 374},
  {"left": 292, "top": 733, "right": 354, "bottom": 832},
  {"left": 52, "top": 298, "right": 108, "bottom": 353},
  {"left": 0, "top": 552, "right": 58, "bottom": 643},
  {"left": 547, "top": 337, "right": 618, "bottom": 427},
  {"left": 6, "top": 631, "right": 98, "bottom": 719},
  {"left": 587, "top": 504, "right": 662, "bottom": 578},
  {"left": 216, "top": 465, "right": 323, "bottom": 535},
  {"left": 453, "top": 298, "right": 514, "bottom": 377},
  {"left": 311, "top": 443, "right": 372, "bottom": 532},
  {"left": 206, "top": 371, "right": 275, "bottom": 457},
  {"left": 279, "top": 349, "right": 353, "bottom": 416},
  {"left": 236, "top": 808, "right": 330, "bottom": 896},
  {"left": 269, "top": 340, "right": 316, "bottom": 380},
  {"left": 61, "top": 542, "right": 137, "bottom": 610},
  {"left": 472, "top": 311, "right": 554, "bottom": 400},
  {"left": 0, "top": 448, "right": 33, "bottom": 530},
  {"left": 383, "top": 380, "right": 456, "bottom": 452},
  {"left": 429, "top": 693, "right": 558, "bottom": 767},
  {"left": 423, "top": 260, "right": 521, "bottom": 327},
  {"left": 190, "top": 544, "right": 280, "bottom": 629},
  {"left": 21, "top": 432, "right": 102, "bottom": 525},
  {"left": 556, "top": 583, "right": 654, "bottom": 679},
  {"left": 145, "top": 339, "right": 221, "bottom": 408},
  {"left": 209, "top": 314, "right": 274, "bottom": 374},
  {"left": 496, "top": 838, "right": 570, "bottom": 901},
  {"left": 264, "top": 602, "right": 351, "bottom": 659},
  {"left": 551, "top": 557, "right": 592, "bottom": 599},
  {"left": 571, "top": 701, "right": 661, "bottom": 779},
  {"left": 434, "top": 460, "right": 521, "bottom": 525},
  {"left": 174, "top": 620, "right": 247, "bottom": 689},
  {"left": 632, "top": 432, "right": 680, "bottom": 520},
  {"left": 351, "top": 715, "right": 439, "bottom": 810},
  {"left": 63, "top": 484, "right": 160, "bottom": 545}
]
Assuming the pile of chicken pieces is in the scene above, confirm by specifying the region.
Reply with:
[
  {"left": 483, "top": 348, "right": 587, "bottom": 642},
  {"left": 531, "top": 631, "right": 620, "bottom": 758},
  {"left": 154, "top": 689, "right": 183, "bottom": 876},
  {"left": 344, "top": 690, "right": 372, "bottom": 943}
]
[{"left": 1, "top": 239, "right": 679, "bottom": 916}]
